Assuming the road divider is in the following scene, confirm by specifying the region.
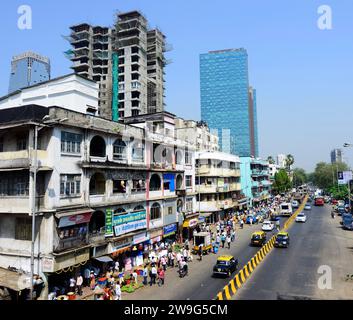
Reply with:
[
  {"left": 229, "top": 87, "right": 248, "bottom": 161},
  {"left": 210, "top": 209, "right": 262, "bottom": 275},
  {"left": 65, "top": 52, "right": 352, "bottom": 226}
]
[{"left": 215, "top": 195, "right": 308, "bottom": 300}]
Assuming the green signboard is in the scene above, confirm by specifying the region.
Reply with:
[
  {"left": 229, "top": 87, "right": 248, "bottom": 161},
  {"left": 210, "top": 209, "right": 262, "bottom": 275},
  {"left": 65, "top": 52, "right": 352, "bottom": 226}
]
[
  {"left": 105, "top": 209, "right": 114, "bottom": 237},
  {"left": 113, "top": 211, "right": 146, "bottom": 226}
]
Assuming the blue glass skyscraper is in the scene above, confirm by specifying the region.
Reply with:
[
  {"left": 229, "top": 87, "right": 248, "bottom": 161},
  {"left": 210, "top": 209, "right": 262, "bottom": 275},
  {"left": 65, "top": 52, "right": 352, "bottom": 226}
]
[
  {"left": 8, "top": 52, "right": 50, "bottom": 94},
  {"left": 200, "top": 48, "right": 258, "bottom": 157}
]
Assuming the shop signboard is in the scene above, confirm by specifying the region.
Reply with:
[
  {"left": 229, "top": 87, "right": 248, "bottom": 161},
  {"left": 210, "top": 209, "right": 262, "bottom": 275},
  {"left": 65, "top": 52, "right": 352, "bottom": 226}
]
[
  {"left": 113, "top": 210, "right": 147, "bottom": 237},
  {"left": 109, "top": 237, "right": 132, "bottom": 253},
  {"left": 105, "top": 209, "right": 114, "bottom": 237},
  {"left": 188, "top": 218, "right": 198, "bottom": 228},
  {"left": 41, "top": 257, "right": 54, "bottom": 273},
  {"left": 133, "top": 232, "right": 150, "bottom": 245},
  {"left": 163, "top": 223, "right": 177, "bottom": 237},
  {"left": 58, "top": 212, "right": 92, "bottom": 228}
]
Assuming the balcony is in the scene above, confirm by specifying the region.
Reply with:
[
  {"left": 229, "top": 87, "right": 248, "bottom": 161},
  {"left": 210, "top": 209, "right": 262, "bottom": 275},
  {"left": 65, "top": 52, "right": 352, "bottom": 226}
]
[
  {"left": 88, "top": 228, "right": 106, "bottom": 245},
  {"left": 195, "top": 185, "right": 217, "bottom": 193},
  {"left": 196, "top": 167, "right": 240, "bottom": 177},
  {"left": 54, "top": 236, "right": 89, "bottom": 253},
  {"left": 176, "top": 188, "right": 186, "bottom": 197},
  {"left": 0, "top": 150, "right": 50, "bottom": 170}
]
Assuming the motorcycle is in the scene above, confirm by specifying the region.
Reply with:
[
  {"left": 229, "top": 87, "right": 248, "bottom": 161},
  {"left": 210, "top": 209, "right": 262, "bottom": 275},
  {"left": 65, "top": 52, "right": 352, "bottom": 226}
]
[
  {"left": 178, "top": 266, "right": 188, "bottom": 278},
  {"left": 331, "top": 211, "right": 335, "bottom": 219}
]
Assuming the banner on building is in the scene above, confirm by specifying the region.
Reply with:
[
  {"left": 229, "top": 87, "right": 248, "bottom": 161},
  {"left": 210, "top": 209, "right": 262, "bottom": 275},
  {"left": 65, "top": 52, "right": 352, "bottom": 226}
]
[
  {"left": 163, "top": 223, "right": 177, "bottom": 237},
  {"left": 338, "top": 171, "right": 353, "bottom": 185},
  {"left": 105, "top": 209, "right": 114, "bottom": 237}
]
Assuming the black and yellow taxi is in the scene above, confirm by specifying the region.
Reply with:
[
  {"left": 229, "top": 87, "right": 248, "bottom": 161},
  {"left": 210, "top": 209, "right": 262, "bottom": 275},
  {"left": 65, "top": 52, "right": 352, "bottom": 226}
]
[
  {"left": 250, "top": 231, "right": 267, "bottom": 246},
  {"left": 274, "top": 232, "right": 290, "bottom": 248},
  {"left": 212, "top": 255, "right": 239, "bottom": 277}
]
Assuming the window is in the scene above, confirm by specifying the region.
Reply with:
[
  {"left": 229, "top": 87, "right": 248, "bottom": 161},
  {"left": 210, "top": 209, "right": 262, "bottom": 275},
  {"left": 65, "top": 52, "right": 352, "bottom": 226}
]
[
  {"left": 113, "top": 180, "right": 127, "bottom": 193},
  {"left": 118, "top": 75, "right": 124, "bottom": 82},
  {"left": 0, "top": 173, "right": 29, "bottom": 196},
  {"left": 118, "top": 102, "right": 125, "bottom": 109},
  {"left": 118, "top": 67, "right": 124, "bottom": 73},
  {"left": 113, "top": 138, "right": 127, "bottom": 161},
  {"left": 132, "top": 109, "right": 140, "bottom": 117},
  {"left": 131, "top": 91, "right": 140, "bottom": 99},
  {"left": 185, "top": 151, "right": 191, "bottom": 165},
  {"left": 118, "top": 57, "right": 124, "bottom": 65},
  {"left": 118, "top": 93, "right": 125, "bottom": 100},
  {"left": 185, "top": 175, "right": 192, "bottom": 188},
  {"left": 131, "top": 64, "right": 139, "bottom": 72},
  {"left": 119, "top": 111, "right": 125, "bottom": 118},
  {"left": 132, "top": 100, "right": 139, "bottom": 107},
  {"left": 131, "top": 55, "right": 139, "bottom": 63},
  {"left": 132, "top": 179, "right": 146, "bottom": 192},
  {"left": 131, "top": 81, "right": 141, "bottom": 89},
  {"left": 117, "top": 49, "right": 124, "bottom": 56},
  {"left": 60, "top": 175, "right": 81, "bottom": 197},
  {"left": 61, "top": 131, "right": 82, "bottom": 154},
  {"left": 150, "top": 203, "right": 161, "bottom": 220},
  {"left": 131, "top": 46, "right": 139, "bottom": 54},
  {"left": 17, "top": 137, "right": 27, "bottom": 151},
  {"left": 186, "top": 199, "right": 193, "bottom": 212},
  {"left": 15, "top": 217, "right": 32, "bottom": 241},
  {"left": 131, "top": 73, "right": 139, "bottom": 80},
  {"left": 132, "top": 142, "right": 144, "bottom": 162},
  {"left": 167, "top": 207, "right": 173, "bottom": 215},
  {"left": 163, "top": 180, "right": 170, "bottom": 190}
]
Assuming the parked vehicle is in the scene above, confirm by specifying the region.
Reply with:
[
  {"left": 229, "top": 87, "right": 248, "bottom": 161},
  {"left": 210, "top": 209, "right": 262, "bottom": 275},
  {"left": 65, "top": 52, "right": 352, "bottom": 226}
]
[
  {"left": 246, "top": 215, "right": 257, "bottom": 224},
  {"left": 342, "top": 213, "right": 353, "bottom": 230},
  {"left": 250, "top": 231, "right": 267, "bottom": 246},
  {"left": 192, "top": 232, "right": 212, "bottom": 254},
  {"left": 212, "top": 255, "right": 238, "bottom": 277},
  {"left": 337, "top": 206, "right": 346, "bottom": 216}
]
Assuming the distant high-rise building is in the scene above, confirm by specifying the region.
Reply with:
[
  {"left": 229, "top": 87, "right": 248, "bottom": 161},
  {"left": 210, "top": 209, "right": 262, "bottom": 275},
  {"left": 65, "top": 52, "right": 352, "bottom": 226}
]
[
  {"left": 276, "top": 154, "right": 286, "bottom": 168},
  {"left": 65, "top": 24, "right": 113, "bottom": 120},
  {"left": 66, "top": 10, "right": 169, "bottom": 121},
  {"left": 8, "top": 51, "right": 50, "bottom": 94},
  {"left": 200, "top": 48, "right": 258, "bottom": 157},
  {"left": 331, "top": 149, "right": 343, "bottom": 164}
]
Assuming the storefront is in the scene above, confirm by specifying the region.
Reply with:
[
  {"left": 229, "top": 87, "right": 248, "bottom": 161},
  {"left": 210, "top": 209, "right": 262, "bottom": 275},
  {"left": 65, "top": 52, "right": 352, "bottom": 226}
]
[
  {"left": 182, "top": 216, "right": 199, "bottom": 242},
  {"left": 149, "top": 228, "right": 163, "bottom": 244},
  {"left": 131, "top": 232, "right": 150, "bottom": 267},
  {"left": 55, "top": 209, "right": 94, "bottom": 252},
  {"left": 109, "top": 237, "right": 133, "bottom": 272}
]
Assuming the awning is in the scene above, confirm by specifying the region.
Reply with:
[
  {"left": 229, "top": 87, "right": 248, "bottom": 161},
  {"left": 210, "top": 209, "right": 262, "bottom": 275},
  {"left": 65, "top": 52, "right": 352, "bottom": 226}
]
[
  {"left": 93, "top": 256, "right": 113, "bottom": 263},
  {"left": 55, "top": 208, "right": 94, "bottom": 219},
  {"left": 0, "top": 268, "right": 31, "bottom": 291},
  {"left": 183, "top": 217, "right": 199, "bottom": 228},
  {"left": 111, "top": 246, "right": 130, "bottom": 257}
]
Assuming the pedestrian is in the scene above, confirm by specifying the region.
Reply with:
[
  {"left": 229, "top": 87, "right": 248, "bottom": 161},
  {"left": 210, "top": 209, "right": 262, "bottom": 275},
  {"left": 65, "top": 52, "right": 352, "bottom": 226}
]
[
  {"left": 76, "top": 274, "right": 83, "bottom": 296},
  {"left": 158, "top": 268, "right": 165, "bottom": 286},
  {"left": 143, "top": 265, "right": 148, "bottom": 285},
  {"left": 118, "top": 271, "right": 124, "bottom": 286},
  {"left": 150, "top": 265, "right": 157, "bottom": 286},
  {"left": 132, "top": 269, "right": 138, "bottom": 284},
  {"left": 114, "top": 283, "right": 122, "bottom": 300},
  {"left": 226, "top": 235, "right": 231, "bottom": 249},
  {"left": 161, "top": 255, "right": 167, "bottom": 271},
  {"left": 176, "top": 252, "right": 182, "bottom": 268},
  {"left": 221, "top": 234, "right": 226, "bottom": 248},
  {"left": 114, "top": 260, "right": 120, "bottom": 273},
  {"left": 231, "top": 230, "right": 236, "bottom": 242},
  {"left": 83, "top": 267, "right": 90, "bottom": 287},
  {"left": 183, "top": 247, "right": 188, "bottom": 262},
  {"left": 69, "top": 276, "right": 76, "bottom": 293},
  {"left": 184, "top": 238, "right": 189, "bottom": 250},
  {"left": 198, "top": 245, "right": 203, "bottom": 261},
  {"left": 89, "top": 271, "right": 96, "bottom": 290},
  {"left": 216, "top": 234, "right": 221, "bottom": 246}
]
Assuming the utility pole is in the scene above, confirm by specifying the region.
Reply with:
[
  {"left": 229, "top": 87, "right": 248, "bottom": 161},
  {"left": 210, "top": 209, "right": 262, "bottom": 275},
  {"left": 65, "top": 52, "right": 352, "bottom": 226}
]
[{"left": 30, "top": 125, "right": 38, "bottom": 300}]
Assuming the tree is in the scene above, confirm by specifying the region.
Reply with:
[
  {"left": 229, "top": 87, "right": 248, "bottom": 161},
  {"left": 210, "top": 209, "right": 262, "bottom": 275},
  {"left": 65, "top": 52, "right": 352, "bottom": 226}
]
[
  {"left": 272, "top": 169, "right": 292, "bottom": 194},
  {"left": 267, "top": 156, "right": 275, "bottom": 165},
  {"left": 312, "top": 162, "right": 350, "bottom": 190},
  {"left": 293, "top": 168, "right": 307, "bottom": 187},
  {"left": 285, "top": 154, "right": 295, "bottom": 172}
]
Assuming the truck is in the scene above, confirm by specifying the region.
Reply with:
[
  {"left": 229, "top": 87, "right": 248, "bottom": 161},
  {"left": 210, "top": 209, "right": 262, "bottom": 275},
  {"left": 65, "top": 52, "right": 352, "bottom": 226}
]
[
  {"left": 280, "top": 202, "right": 293, "bottom": 216},
  {"left": 192, "top": 232, "right": 212, "bottom": 254}
]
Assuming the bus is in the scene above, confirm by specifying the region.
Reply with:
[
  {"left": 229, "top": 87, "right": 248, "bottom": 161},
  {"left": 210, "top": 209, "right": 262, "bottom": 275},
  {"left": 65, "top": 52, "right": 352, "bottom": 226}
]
[{"left": 280, "top": 202, "right": 293, "bottom": 216}]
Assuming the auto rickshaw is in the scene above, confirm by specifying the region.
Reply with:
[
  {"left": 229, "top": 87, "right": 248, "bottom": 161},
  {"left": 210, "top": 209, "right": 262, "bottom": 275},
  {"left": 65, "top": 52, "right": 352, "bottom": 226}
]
[
  {"left": 192, "top": 232, "right": 212, "bottom": 254},
  {"left": 250, "top": 231, "right": 266, "bottom": 246}
]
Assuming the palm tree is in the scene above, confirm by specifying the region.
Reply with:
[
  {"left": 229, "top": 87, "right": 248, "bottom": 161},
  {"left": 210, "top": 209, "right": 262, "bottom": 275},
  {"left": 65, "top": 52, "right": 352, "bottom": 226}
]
[
  {"left": 267, "top": 156, "right": 275, "bottom": 165},
  {"left": 285, "top": 154, "right": 294, "bottom": 172}
]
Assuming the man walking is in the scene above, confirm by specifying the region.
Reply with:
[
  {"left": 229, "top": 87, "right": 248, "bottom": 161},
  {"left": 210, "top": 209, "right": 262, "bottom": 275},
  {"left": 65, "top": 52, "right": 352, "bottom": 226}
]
[
  {"left": 143, "top": 265, "right": 148, "bottom": 285},
  {"left": 76, "top": 274, "right": 83, "bottom": 296},
  {"left": 226, "top": 235, "right": 231, "bottom": 249},
  {"left": 150, "top": 265, "right": 157, "bottom": 286},
  {"left": 221, "top": 233, "right": 226, "bottom": 248}
]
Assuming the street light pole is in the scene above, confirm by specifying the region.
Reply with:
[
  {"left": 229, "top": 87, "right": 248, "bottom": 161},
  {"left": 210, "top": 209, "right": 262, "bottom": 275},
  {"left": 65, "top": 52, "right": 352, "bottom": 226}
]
[{"left": 30, "top": 125, "right": 38, "bottom": 300}]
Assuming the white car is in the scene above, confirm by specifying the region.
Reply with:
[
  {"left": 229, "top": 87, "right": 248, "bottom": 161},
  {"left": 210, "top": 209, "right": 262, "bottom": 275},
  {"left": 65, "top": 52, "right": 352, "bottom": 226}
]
[
  {"left": 292, "top": 200, "right": 299, "bottom": 208},
  {"left": 295, "top": 212, "right": 307, "bottom": 223},
  {"left": 262, "top": 220, "right": 275, "bottom": 231},
  {"left": 304, "top": 204, "right": 311, "bottom": 210}
]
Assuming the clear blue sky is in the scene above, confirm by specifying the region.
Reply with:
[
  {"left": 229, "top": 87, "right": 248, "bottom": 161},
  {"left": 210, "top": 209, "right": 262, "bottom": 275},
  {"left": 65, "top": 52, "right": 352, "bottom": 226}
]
[{"left": 1, "top": 0, "right": 353, "bottom": 171}]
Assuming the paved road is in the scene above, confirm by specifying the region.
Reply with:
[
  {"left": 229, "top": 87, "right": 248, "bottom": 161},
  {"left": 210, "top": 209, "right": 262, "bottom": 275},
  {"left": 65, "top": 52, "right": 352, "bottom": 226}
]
[
  {"left": 236, "top": 204, "right": 353, "bottom": 300},
  {"left": 123, "top": 218, "right": 286, "bottom": 300}
]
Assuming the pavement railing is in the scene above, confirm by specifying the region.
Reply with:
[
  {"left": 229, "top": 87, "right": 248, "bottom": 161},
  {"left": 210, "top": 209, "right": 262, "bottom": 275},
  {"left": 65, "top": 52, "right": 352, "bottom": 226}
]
[{"left": 215, "top": 195, "right": 308, "bottom": 300}]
